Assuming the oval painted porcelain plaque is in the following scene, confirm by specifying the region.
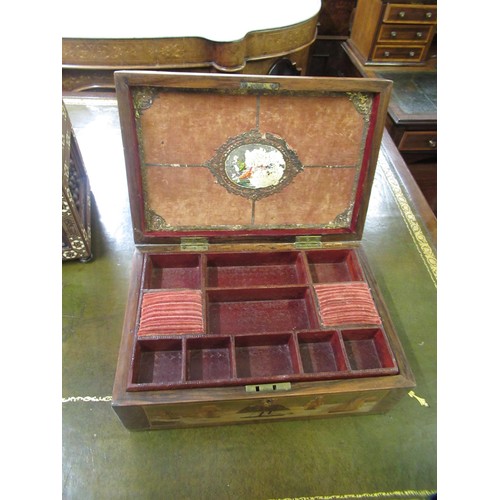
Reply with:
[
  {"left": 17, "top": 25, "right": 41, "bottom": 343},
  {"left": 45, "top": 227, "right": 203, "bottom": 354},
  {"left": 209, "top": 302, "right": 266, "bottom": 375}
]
[
  {"left": 208, "top": 130, "right": 303, "bottom": 201},
  {"left": 225, "top": 144, "right": 286, "bottom": 190}
]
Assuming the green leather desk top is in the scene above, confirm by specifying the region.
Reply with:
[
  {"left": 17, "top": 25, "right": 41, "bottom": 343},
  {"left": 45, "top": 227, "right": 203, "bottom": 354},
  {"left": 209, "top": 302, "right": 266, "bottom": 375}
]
[{"left": 375, "top": 70, "right": 437, "bottom": 124}]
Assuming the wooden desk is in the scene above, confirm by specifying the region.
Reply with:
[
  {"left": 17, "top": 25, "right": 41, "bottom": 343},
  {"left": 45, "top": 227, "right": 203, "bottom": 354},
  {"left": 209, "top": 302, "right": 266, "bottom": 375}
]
[
  {"left": 374, "top": 69, "right": 437, "bottom": 214},
  {"left": 62, "top": 0, "right": 321, "bottom": 92},
  {"left": 62, "top": 95, "right": 436, "bottom": 498}
]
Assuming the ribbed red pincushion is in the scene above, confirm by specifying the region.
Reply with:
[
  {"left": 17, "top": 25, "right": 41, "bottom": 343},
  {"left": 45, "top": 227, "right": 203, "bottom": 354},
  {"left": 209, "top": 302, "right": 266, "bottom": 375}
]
[
  {"left": 314, "top": 283, "right": 381, "bottom": 326},
  {"left": 137, "top": 290, "right": 204, "bottom": 336}
]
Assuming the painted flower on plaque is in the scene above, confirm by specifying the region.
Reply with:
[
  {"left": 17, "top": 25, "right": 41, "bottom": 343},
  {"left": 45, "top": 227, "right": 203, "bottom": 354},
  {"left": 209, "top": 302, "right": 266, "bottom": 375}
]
[{"left": 225, "top": 144, "right": 286, "bottom": 189}]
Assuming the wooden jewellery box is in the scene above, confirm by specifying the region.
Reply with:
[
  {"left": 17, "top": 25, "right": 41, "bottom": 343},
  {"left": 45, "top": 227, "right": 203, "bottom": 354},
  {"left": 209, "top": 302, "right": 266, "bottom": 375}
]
[{"left": 112, "top": 71, "right": 415, "bottom": 430}]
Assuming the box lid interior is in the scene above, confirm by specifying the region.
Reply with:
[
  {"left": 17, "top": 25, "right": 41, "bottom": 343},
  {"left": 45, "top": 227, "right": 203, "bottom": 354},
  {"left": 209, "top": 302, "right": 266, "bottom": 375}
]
[{"left": 115, "top": 72, "right": 391, "bottom": 245}]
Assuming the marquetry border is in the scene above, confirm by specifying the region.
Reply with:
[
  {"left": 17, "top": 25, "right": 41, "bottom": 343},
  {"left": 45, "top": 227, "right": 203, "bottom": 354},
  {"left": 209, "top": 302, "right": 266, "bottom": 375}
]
[
  {"left": 378, "top": 153, "right": 437, "bottom": 288},
  {"left": 269, "top": 491, "right": 437, "bottom": 499}
]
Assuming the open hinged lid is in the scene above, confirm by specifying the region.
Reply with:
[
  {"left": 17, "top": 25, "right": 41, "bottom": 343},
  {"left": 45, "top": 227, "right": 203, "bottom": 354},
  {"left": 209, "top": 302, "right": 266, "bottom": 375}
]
[{"left": 114, "top": 71, "right": 392, "bottom": 246}]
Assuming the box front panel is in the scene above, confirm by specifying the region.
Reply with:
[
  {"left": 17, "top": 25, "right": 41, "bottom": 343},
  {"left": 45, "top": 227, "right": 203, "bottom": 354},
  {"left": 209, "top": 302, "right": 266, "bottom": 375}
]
[{"left": 140, "top": 389, "right": 393, "bottom": 430}]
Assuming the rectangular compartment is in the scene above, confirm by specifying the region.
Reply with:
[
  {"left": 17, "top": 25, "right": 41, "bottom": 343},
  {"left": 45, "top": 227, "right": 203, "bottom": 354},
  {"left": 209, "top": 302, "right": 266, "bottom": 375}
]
[
  {"left": 132, "top": 338, "right": 184, "bottom": 385},
  {"left": 298, "top": 331, "right": 348, "bottom": 374},
  {"left": 144, "top": 253, "right": 201, "bottom": 289},
  {"left": 206, "top": 252, "right": 307, "bottom": 288},
  {"left": 207, "top": 287, "right": 318, "bottom": 335},
  {"left": 306, "top": 249, "right": 363, "bottom": 283},
  {"left": 235, "top": 333, "right": 299, "bottom": 379},
  {"left": 341, "top": 328, "right": 397, "bottom": 371},
  {"left": 186, "top": 337, "right": 232, "bottom": 382}
]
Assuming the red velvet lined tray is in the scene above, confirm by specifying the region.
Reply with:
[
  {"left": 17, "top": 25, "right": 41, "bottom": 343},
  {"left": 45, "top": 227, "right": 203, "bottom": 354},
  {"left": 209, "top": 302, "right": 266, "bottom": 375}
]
[{"left": 127, "top": 249, "right": 398, "bottom": 391}]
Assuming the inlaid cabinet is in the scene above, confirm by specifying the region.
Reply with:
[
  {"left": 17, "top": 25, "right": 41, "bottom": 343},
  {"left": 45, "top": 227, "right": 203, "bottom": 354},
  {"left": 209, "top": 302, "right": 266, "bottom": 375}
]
[{"left": 62, "top": 102, "right": 92, "bottom": 261}]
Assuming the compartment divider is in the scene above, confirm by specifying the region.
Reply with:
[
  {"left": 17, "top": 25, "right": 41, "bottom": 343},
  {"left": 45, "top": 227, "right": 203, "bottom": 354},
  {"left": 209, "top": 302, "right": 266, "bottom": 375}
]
[
  {"left": 304, "top": 284, "right": 322, "bottom": 330},
  {"left": 295, "top": 251, "right": 311, "bottom": 286},
  {"left": 130, "top": 341, "right": 142, "bottom": 387},
  {"left": 339, "top": 329, "right": 354, "bottom": 372},
  {"left": 141, "top": 254, "right": 153, "bottom": 290},
  {"left": 199, "top": 254, "right": 208, "bottom": 335},
  {"left": 297, "top": 251, "right": 325, "bottom": 330},
  {"left": 229, "top": 336, "right": 237, "bottom": 380},
  {"left": 291, "top": 332, "right": 305, "bottom": 375},
  {"left": 199, "top": 253, "right": 207, "bottom": 290},
  {"left": 298, "top": 251, "right": 314, "bottom": 286},
  {"left": 335, "top": 329, "right": 351, "bottom": 373},
  {"left": 181, "top": 336, "right": 188, "bottom": 383}
]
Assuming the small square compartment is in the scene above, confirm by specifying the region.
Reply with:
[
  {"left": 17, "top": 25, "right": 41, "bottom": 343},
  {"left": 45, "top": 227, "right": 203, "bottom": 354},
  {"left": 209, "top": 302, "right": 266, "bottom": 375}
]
[
  {"left": 306, "top": 250, "right": 363, "bottom": 283},
  {"left": 235, "top": 334, "right": 299, "bottom": 379},
  {"left": 144, "top": 253, "right": 201, "bottom": 289},
  {"left": 207, "top": 287, "right": 318, "bottom": 335},
  {"left": 133, "top": 338, "right": 183, "bottom": 385},
  {"left": 207, "top": 252, "right": 307, "bottom": 288},
  {"left": 341, "top": 328, "right": 396, "bottom": 371},
  {"left": 298, "top": 331, "right": 347, "bottom": 374},
  {"left": 186, "top": 337, "right": 232, "bottom": 382}
]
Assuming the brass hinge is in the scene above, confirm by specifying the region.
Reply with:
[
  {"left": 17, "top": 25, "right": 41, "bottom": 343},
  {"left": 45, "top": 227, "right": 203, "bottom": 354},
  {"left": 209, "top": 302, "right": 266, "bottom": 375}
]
[
  {"left": 245, "top": 382, "right": 291, "bottom": 393},
  {"left": 294, "top": 235, "right": 323, "bottom": 249},
  {"left": 240, "top": 82, "right": 280, "bottom": 91},
  {"left": 180, "top": 237, "right": 209, "bottom": 251}
]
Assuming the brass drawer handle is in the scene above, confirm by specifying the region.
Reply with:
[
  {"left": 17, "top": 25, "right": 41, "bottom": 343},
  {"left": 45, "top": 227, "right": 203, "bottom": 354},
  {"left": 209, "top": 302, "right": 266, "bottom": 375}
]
[{"left": 428, "top": 139, "right": 437, "bottom": 148}]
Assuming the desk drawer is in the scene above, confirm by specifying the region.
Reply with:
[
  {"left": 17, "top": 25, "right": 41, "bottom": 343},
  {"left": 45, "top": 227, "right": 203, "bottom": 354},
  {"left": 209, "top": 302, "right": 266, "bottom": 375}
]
[
  {"left": 399, "top": 130, "right": 437, "bottom": 151},
  {"left": 383, "top": 4, "right": 437, "bottom": 24},
  {"left": 372, "top": 45, "right": 424, "bottom": 62},
  {"left": 378, "top": 25, "right": 434, "bottom": 44}
]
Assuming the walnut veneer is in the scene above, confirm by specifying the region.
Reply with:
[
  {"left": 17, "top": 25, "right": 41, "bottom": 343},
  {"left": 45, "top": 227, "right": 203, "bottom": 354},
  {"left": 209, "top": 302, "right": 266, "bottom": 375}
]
[{"left": 62, "top": 12, "right": 319, "bottom": 92}]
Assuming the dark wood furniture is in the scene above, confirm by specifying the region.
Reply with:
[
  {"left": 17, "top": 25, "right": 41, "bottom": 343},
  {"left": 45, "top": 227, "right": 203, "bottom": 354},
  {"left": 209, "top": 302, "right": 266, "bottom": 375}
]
[
  {"left": 352, "top": 65, "right": 437, "bottom": 214},
  {"left": 317, "top": 0, "right": 357, "bottom": 37},
  {"left": 380, "top": 70, "right": 436, "bottom": 213},
  {"left": 345, "top": 0, "right": 437, "bottom": 66},
  {"left": 111, "top": 71, "right": 415, "bottom": 430},
  {"left": 62, "top": 102, "right": 92, "bottom": 261},
  {"left": 308, "top": 0, "right": 358, "bottom": 77},
  {"left": 62, "top": 7, "right": 320, "bottom": 92}
]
